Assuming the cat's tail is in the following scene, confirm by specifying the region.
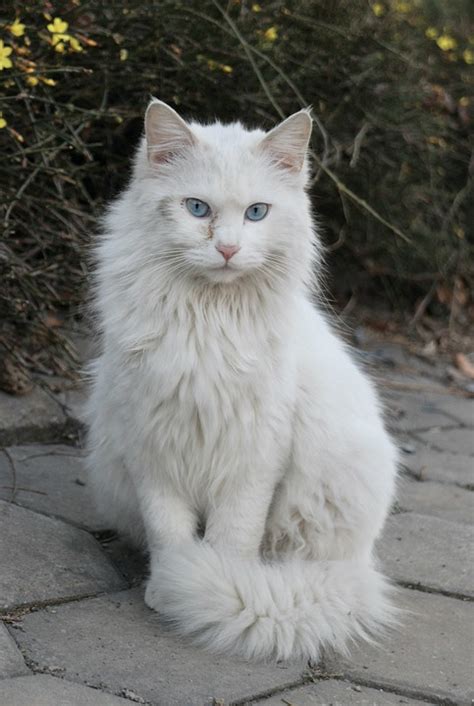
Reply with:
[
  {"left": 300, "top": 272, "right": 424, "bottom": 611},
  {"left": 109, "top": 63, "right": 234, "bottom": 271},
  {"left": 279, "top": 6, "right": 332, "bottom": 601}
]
[{"left": 146, "top": 542, "right": 396, "bottom": 661}]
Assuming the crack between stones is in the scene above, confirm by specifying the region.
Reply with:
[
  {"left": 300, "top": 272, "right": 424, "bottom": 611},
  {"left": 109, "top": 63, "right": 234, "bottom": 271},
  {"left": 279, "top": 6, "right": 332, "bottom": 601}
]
[{"left": 395, "top": 579, "right": 474, "bottom": 602}]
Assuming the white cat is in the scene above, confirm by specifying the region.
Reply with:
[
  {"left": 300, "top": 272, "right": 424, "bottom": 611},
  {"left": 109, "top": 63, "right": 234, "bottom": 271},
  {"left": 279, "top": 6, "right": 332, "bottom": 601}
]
[{"left": 86, "top": 99, "right": 398, "bottom": 662}]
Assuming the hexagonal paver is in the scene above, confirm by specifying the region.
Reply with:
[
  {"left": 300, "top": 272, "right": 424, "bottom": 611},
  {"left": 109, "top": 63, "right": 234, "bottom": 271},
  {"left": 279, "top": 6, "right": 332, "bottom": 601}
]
[
  {"left": 402, "top": 445, "right": 473, "bottom": 487},
  {"left": 325, "top": 589, "right": 474, "bottom": 705},
  {"left": 378, "top": 513, "right": 473, "bottom": 597},
  {"left": 414, "top": 426, "right": 474, "bottom": 457},
  {"left": 0, "top": 445, "right": 104, "bottom": 531},
  {"left": 0, "top": 623, "right": 29, "bottom": 679},
  {"left": 0, "top": 501, "right": 125, "bottom": 611},
  {"left": 385, "top": 389, "right": 462, "bottom": 433},
  {"left": 0, "top": 675, "right": 131, "bottom": 705},
  {"left": 0, "top": 389, "right": 70, "bottom": 446},
  {"left": 14, "top": 588, "right": 305, "bottom": 706},
  {"left": 254, "top": 679, "right": 430, "bottom": 705},
  {"left": 398, "top": 478, "right": 474, "bottom": 524}
]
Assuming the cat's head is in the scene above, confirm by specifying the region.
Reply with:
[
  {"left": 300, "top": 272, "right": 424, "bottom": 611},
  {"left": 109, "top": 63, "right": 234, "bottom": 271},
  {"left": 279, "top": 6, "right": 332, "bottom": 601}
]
[{"left": 132, "top": 99, "right": 315, "bottom": 285}]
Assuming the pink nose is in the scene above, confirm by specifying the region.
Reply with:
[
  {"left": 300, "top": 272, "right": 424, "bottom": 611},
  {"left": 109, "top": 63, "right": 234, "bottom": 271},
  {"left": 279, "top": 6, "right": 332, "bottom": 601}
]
[{"left": 216, "top": 244, "right": 240, "bottom": 262}]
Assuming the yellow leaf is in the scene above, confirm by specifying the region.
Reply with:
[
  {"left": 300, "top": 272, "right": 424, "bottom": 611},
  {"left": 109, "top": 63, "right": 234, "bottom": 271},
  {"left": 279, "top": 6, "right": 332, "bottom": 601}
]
[
  {"left": 371, "top": 3, "right": 385, "bottom": 16},
  {"left": 26, "top": 75, "right": 39, "bottom": 86},
  {"left": 41, "top": 76, "right": 57, "bottom": 86},
  {"left": 8, "top": 18, "right": 25, "bottom": 37},
  {"left": 0, "top": 116, "right": 7, "bottom": 128},
  {"left": 425, "top": 27, "right": 438, "bottom": 39},
  {"left": 119, "top": 48, "right": 128, "bottom": 61},
  {"left": 436, "top": 35, "right": 457, "bottom": 51},
  {"left": 221, "top": 64, "right": 233, "bottom": 74},
  {"left": 463, "top": 49, "right": 474, "bottom": 65},
  {"left": 69, "top": 37, "right": 83, "bottom": 52},
  {"left": 393, "top": 0, "right": 410, "bottom": 12},
  {"left": 0, "top": 41, "right": 13, "bottom": 70},
  {"left": 51, "top": 33, "right": 70, "bottom": 46},
  {"left": 47, "top": 17, "right": 69, "bottom": 34},
  {"left": 264, "top": 26, "right": 278, "bottom": 41}
]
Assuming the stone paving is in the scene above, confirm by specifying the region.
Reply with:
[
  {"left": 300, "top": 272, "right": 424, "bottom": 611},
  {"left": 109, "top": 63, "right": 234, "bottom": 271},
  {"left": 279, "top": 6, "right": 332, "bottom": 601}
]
[{"left": 0, "top": 342, "right": 473, "bottom": 705}]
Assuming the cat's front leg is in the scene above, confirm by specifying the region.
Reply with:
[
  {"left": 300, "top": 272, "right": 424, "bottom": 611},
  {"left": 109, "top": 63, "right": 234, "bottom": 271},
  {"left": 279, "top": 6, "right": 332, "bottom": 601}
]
[
  {"left": 135, "top": 480, "right": 198, "bottom": 611},
  {"left": 204, "top": 468, "right": 278, "bottom": 558}
]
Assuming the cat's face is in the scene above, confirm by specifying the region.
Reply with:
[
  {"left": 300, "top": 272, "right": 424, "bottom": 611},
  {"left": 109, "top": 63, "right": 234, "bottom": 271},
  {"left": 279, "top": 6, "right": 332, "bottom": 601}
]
[{"left": 138, "top": 100, "right": 313, "bottom": 285}]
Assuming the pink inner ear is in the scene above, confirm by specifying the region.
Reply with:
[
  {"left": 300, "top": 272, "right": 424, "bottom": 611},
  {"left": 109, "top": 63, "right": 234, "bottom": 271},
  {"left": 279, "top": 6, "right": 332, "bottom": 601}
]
[
  {"left": 148, "top": 146, "right": 176, "bottom": 165},
  {"left": 145, "top": 102, "right": 196, "bottom": 167}
]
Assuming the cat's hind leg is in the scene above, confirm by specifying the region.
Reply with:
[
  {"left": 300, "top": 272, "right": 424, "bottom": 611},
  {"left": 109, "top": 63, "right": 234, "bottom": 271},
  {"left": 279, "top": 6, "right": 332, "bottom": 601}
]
[{"left": 264, "top": 372, "right": 398, "bottom": 563}]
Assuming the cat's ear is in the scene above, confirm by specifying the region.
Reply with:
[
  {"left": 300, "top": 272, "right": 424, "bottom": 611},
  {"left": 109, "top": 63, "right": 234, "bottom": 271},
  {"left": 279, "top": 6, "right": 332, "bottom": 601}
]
[
  {"left": 145, "top": 99, "right": 196, "bottom": 165},
  {"left": 259, "top": 109, "right": 312, "bottom": 172}
]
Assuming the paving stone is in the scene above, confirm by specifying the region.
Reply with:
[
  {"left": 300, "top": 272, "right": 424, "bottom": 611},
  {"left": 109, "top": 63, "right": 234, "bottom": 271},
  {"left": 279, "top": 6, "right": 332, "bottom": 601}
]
[
  {"left": 414, "top": 426, "right": 474, "bottom": 457},
  {"left": 0, "top": 622, "right": 29, "bottom": 679},
  {"left": 427, "top": 394, "right": 473, "bottom": 427},
  {"left": 0, "top": 675, "right": 131, "bottom": 705},
  {"left": 14, "top": 588, "right": 305, "bottom": 706},
  {"left": 398, "top": 478, "right": 474, "bottom": 524},
  {"left": 0, "top": 444, "right": 104, "bottom": 531},
  {"left": 0, "top": 501, "right": 125, "bottom": 611},
  {"left": 0, "top": 388, "right": 72, "bottom": 446},
  {"left": 402, "top": 444, "right": 473, "bottom": 487},
  {"left": 254, "top": 679, "right": 431, "bottom": 705},
  {"left": 384, "top": 390, "right": 460, "bottom": 433},
  {"left": 378, "top": 513, "right": 473, "bottom": 597},
  {"left": 325, "top": 589, "right": 474, "bottom": 705},
  {"left": 52, "top": 386, "right": 87, "bottom": 428}
]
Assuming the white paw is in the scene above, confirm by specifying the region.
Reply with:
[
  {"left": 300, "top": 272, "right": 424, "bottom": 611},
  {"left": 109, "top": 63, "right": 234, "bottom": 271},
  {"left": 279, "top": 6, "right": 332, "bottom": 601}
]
[{"left": 144, "top": 577, "right": 159, "bottom": 611}]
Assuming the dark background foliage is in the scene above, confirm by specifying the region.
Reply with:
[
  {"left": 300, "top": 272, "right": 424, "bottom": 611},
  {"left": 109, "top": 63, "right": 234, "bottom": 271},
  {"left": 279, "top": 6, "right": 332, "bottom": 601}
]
[{"left": 1, "top": 0, "right": 473, "bottom": 390}]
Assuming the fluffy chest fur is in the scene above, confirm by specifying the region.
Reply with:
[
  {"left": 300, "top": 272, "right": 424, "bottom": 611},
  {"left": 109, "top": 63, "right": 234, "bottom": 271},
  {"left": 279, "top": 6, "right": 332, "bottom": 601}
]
[{"left": 107, "top": 290, "right": 296, "bottom": 508}]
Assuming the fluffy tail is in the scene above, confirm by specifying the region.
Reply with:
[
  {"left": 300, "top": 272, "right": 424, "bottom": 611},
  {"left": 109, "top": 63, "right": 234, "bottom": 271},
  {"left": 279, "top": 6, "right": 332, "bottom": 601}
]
[{"left": 146, "top": 542, "right": 395, "bottom": 661}]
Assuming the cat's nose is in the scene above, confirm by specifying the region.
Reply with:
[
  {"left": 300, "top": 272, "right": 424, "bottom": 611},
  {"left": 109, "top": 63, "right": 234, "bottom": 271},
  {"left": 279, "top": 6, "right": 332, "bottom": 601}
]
[{"left": 216, "top": 244, "right": 240, "bottom": 262}]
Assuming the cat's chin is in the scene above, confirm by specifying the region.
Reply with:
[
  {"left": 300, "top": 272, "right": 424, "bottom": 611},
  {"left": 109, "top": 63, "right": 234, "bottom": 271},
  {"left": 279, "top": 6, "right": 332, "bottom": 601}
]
[{"left": 201, "top": 266, "right": 246, "bottom": 284}]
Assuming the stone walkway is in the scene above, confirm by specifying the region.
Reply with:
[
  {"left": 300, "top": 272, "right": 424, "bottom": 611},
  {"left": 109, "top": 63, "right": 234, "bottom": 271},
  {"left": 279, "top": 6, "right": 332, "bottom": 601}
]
[{"left": 0, "top": 341, "right": 473, "bottom": 705}]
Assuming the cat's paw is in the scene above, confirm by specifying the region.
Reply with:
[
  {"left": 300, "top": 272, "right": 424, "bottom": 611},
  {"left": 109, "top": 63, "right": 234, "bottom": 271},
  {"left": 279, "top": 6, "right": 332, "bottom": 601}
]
[{"left": 144, "top": 577, "right": 160, "bottom": 611}]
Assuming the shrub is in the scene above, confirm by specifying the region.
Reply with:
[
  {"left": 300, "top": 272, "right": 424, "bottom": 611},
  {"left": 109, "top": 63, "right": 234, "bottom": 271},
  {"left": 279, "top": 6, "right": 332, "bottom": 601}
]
[{"left": 1, "top": 0, "right": 472, "bottom": 390}]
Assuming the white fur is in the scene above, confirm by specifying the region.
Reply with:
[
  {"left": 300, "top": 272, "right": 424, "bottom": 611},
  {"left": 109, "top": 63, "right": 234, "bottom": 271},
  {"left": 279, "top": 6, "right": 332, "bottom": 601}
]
[{"left": 86, "top": 99, "right": 398, "bottom": 662}]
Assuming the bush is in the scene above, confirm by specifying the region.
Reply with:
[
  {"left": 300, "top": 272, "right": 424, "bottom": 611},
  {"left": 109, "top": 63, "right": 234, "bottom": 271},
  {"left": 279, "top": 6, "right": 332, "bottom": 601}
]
[{"left": 1, "top": 0, "right": 472, "bottom": 390}]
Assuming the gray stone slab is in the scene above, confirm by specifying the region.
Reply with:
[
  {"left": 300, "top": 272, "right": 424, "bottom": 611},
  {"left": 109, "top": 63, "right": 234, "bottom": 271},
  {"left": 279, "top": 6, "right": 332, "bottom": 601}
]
[
  {"left": 14, "top": 588, "right": 305, "bottom": 706},
  {"left": 378, "top": 513, "right": 473, "bottom": 597},
  {"left": 428, "top": 394, "right": 473, "bottom": 427},
  {"left": 326, "top": 589, "right": 474, "bottom": 705},
  {"left": 53, "top": 386, "right": 87, "bottom": 427},
  {"left": 254, "top": 679, "right": 431, "bottom": 705},
  {"left": 384, "top": 390, "right": 460, "bottom": 433},
  {"left": 0, "top": 675, "right": 131, "bottom": 705},
  {"left": 415, "top": 426, "right": 474, "bottom": 456},
  {"left": 398, "top": 478, "right": 474, "bottom": 524},
  {"left": 0, "top": 444, "right": 104, "bottom": 531},
  {"left": 0, "top": 622, "right": 29, "bottom": 679},
  {"left": 0, "top": 388, "right": 72, "bottom": 446},
  {"left": 402, "top": 444, "right": 473, "bottom": 486},
  {"left": 0, "top": 500, "right": 125, "bottom": 611}
]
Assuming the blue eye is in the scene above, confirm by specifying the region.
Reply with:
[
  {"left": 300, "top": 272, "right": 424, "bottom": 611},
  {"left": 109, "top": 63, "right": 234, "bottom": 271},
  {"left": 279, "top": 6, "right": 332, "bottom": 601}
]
[
  {"left": 185, "top": 198, "right": 210, "bottom": 218},
  {"left": 245, "top": 203, "right": 269, "bottom": 221}
]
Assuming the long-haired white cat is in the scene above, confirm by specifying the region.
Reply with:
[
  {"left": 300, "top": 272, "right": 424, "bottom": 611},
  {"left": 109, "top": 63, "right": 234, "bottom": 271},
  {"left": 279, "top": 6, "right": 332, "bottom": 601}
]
[{"left": 86, "top": 99, "right": 398, "bottom": 661}]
